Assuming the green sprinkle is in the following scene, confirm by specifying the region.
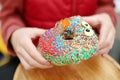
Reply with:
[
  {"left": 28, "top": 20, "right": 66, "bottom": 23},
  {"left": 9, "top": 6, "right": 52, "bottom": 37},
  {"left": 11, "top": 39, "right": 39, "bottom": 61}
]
[
  {"left": 65, "top": 54, "right": 70, "bottom": 61},
  {"left": 71, "top": 54, "right": 78, "bottom": 62},
  {"left": 50, "top": 55, "right": 54, "bottom": 61},
  {"left": 52, "top": 59, "right": 58, "bottom": 64},
  {"left": 76, "top": 28, "right": 83, "bottom": 34},
  {"left": 62, "top": 60, "right": 66, "bottom": 64},
  {"left": 43, "top": 54, "right": 50, "bottom": 60},
  {"left": 90, "top": 47, "right": 96, "bottom": 55},
  {"left": 77, "top": 53, "right": 83, "bottom": 60},
  {"left": 81, "top": 40, "right": 85, "bottom": 45},
  {"left": 70, "top": 49, "right": 78, "bottom": 55},
  {"left": 56, "top": 56, "right": 61, "bottom": 62},
  {"left": 59, "top": 55, "right": 65, "bottom": 61},
  {"left": 83, "top": 52, "right": 91, "bottom": 60}
]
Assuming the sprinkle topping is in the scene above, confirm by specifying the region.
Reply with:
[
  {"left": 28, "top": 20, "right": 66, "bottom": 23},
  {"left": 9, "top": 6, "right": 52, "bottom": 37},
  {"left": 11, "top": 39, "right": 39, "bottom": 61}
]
[{"left": 38, "top": 16, "right": 98, "bottom": 66}]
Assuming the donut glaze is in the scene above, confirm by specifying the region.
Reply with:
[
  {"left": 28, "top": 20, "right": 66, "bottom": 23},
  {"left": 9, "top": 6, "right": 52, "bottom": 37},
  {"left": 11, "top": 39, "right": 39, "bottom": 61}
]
[{"left": 38, "top": 16, "right": 98, "bottom": 66}]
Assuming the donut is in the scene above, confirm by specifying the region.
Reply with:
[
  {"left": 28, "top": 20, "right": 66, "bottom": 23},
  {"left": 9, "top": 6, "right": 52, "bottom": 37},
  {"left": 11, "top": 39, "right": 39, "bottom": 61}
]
[{"left": 38, "top": 16, "right": 99, "bottom": 66}]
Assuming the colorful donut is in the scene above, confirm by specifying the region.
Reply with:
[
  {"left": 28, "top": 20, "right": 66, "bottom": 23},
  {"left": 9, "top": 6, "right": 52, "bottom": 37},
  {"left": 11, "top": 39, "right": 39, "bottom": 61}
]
[{"left": 38, "top": 16, "right": 99, "bottom": 66}]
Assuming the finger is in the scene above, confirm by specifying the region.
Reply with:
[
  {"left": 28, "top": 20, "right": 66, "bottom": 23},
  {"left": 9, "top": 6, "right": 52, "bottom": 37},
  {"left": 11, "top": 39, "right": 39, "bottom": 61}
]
[
  {"left": 97, "top": 47, "right": 110, "bottom": 55},
  {"left": 17, "top": 54, "right": 34, "bottom": 70},
  {"left": 98, "top": 26, "right": 110, "bottom": 49},
  {"left": 97, "top": 33, "right": 114, "bottom": 55},
  {"left": 99, "top": 19, "right": 113, "bottom": 48},
  {"left": 22, "top": 38, "right": 50, "bottom": 65},
  {"left": 29, "top": 28, "right": 47, "bottom": 38},
  {"left": 19, "top": 48, "right": 53, "bottom": 69},
  {"left": 106, "top": 27, "right": 115, "bottom": 49},
  {"left": 82, "top": 16, "right": 100, "bottom": 27},
  {"left": 102, "top": 54, "right": 107, "bottom": 57},
  {"left": 99, "top": 28, "right": 115, "bottom": 50},
  {"left": 83, "top": 16, "right": 110, "bottom": 47}
]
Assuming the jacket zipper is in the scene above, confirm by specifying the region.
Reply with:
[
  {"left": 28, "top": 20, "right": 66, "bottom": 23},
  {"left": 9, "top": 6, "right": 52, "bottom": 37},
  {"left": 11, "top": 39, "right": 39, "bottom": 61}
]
[{"left": 72, "top": 0, "right": 77, "bottom": 15}]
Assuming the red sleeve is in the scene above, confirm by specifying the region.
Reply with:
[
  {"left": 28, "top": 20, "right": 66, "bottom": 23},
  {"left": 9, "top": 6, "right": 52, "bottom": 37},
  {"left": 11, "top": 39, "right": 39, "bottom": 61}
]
[
  {"left": 0, "top": 0, "right": 25, "bottom": 56},
  {"left": 96, "top": 0, "right": 118, "bottom": 27}
]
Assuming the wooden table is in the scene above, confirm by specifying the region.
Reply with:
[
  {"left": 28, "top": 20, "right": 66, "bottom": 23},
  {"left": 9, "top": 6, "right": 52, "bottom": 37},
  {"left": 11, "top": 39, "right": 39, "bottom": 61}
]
[{"left": 14, "top": 55, "right": 120, "bottom": 80}]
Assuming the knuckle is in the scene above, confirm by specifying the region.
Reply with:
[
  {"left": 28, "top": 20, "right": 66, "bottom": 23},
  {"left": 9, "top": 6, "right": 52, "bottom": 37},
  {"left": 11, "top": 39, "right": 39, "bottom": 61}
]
[
  {"left": 39, "top": 61, "right": 45, "bottom": 65},
  {"left": 109, "top": 45, "right": 113, "bottom": 49},
  {"left": 29, "top": 52, "right": 34, "bottom": 57},
  {"left": 19, "top": 38, "right": 25, "bottom": 45},
  {"left": 99, "top": 51, "right": 104, "bottom": 55},
  {"left": 33, "top": 28, "right": 38, "bottom": 30},
  {"left": 22, "top": 61, "right": 34, "bottom": 70},
  {"left": 103, "top": 13, "right": 110, "bottom": 19},
  {"left": 24, "top": 66, "right": 31, "bottom": 70},
  {"left": 15, "top": 49, "right": 21, "bottom": 54},
  {"left": 27, "top": 61, "right": 35, "bottom": 66},
  {"left": 106, "top": 41, "right": 111, "bottom": 46},
  {"left": 100, "top": 50, "right": 107, "bottom": 55},
  {"left": 113, "top": 28, "right": 116, "bottom": 34}
]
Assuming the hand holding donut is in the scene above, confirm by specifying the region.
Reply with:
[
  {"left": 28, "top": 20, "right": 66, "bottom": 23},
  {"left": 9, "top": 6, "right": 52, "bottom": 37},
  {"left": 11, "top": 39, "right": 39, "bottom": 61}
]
[
  {"left": 11, "top": 28, "right": 53, "bottom": 70},
  {"left": 83, "top": 13, "right": 116, "bottom": 56}
]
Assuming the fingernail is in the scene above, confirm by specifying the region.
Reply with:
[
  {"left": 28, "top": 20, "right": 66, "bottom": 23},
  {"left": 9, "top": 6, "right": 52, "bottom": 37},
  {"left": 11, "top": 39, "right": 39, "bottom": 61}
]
[
  {"left": 96, "top": 51, "right": 100, "bottom": 55},
  {"left": 102, "top": 54, "right": 106, "bottom": 57},
  {"left": 98, "top": 46, "right": 102, "bottom": 50},
  {"left": 101, "top": 54, "right": 105, "bottom": 57},
  {"left": 101, "top": 54, "right": 104, "bottom": 57},
  {"left": 49, "top": 65, "right": 53, "bottom": 67},
  {"left": 45, "top": 61, "right": 50, "bottom": 65},
  {"left": 98, "top": 43, "right": 101, "bottom": 48},
  {"left": 82, "top": 17, "right": 86, "bottom": 19},
  {"left": 94, "top": 51, "right": 98, "bottom": 56}
]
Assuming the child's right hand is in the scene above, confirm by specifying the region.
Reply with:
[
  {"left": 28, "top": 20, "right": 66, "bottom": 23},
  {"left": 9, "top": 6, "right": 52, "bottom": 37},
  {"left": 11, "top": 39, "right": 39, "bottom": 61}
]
[{"left": 11, "top": 28, "right": 53, "bottom": 70}]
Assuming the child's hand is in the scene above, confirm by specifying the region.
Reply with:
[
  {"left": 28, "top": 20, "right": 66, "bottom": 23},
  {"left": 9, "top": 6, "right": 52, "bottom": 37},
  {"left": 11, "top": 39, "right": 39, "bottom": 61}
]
[
  {"left": 83, "top": 13, "right": 116, "bottom": 56},
  {"left": 11, "top": 28, "right": 53, "bottom": 70}
]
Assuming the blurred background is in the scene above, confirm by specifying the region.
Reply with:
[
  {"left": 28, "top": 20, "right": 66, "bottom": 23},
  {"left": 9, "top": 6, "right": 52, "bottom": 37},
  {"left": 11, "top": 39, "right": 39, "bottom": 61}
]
[
  {"left": 114, "top": 0, "right": 120, "bottom": 39},
  {"left": 0, "top": 1, "right": 120, "bottom": 80},
  {"left": 0, "top": 0, "right": 120, "bottom": 66},
  {"left": 0, "top": 3, "right": 10, "bottom": 66},
  {"left": 109, "top": 0, "right": 120, "bottom": 63}
]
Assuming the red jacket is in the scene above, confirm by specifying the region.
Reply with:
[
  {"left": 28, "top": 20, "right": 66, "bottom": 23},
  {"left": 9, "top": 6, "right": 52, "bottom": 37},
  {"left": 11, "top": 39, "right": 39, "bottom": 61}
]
[{"left": 0, "top": 0, "right": 117, "bottom": 56}]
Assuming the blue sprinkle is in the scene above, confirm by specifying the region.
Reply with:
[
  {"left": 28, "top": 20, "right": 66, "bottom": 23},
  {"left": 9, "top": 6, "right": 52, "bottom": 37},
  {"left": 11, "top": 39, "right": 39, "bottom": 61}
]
[
  {"left": 76, "top": 28, "right": 83, "bottom": 34},
  {"left": 67, "top": 32, "right": 71, "bottom": 36},
  {"left": 55, "top": 35, "right": 62, "bottom": 40},
  {"left": 73, "top": 17, "right": 81, "bottom": 21},
  {"left": 69, "top": 20, "right": 80, "bottom": 26},
  {"left": 67, "top": 26, "right": 73, "bottom": 30}
]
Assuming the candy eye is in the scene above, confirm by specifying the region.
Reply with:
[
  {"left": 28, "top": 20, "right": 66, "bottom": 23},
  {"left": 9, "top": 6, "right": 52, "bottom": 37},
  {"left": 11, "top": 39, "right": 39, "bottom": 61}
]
[
  {"left": 84, "top": 28, "right": 94, "bottom": 36},
  {"left": 81, "top": 21, "right": 91, "bottom": 28}
]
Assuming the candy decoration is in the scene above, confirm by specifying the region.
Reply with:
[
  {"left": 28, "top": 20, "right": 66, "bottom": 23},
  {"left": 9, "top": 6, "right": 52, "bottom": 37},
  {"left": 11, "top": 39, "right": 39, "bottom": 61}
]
[{"left": 38, "top": 16, "right": 99, "bottom": 66}]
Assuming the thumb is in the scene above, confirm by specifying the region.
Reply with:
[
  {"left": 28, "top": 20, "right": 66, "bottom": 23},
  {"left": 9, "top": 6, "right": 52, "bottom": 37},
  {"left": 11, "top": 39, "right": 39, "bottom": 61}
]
[
  {"left": 82, "top": 16, "right": 100, "bottom": 27},
  {"left": 31, "top": 28, "right": 47, "bottom": 38}
]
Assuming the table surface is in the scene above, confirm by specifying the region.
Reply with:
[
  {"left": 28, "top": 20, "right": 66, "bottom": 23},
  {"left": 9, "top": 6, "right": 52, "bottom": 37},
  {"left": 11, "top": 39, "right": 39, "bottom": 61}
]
[{"left": 14, "top": 55, "right": 120, "bottom": 80}]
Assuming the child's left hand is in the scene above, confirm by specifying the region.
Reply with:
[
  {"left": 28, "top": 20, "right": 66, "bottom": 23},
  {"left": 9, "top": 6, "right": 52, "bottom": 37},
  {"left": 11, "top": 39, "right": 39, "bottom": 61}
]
[{"left": 83, "top": 13, "right": 116, "bottom": 56}]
